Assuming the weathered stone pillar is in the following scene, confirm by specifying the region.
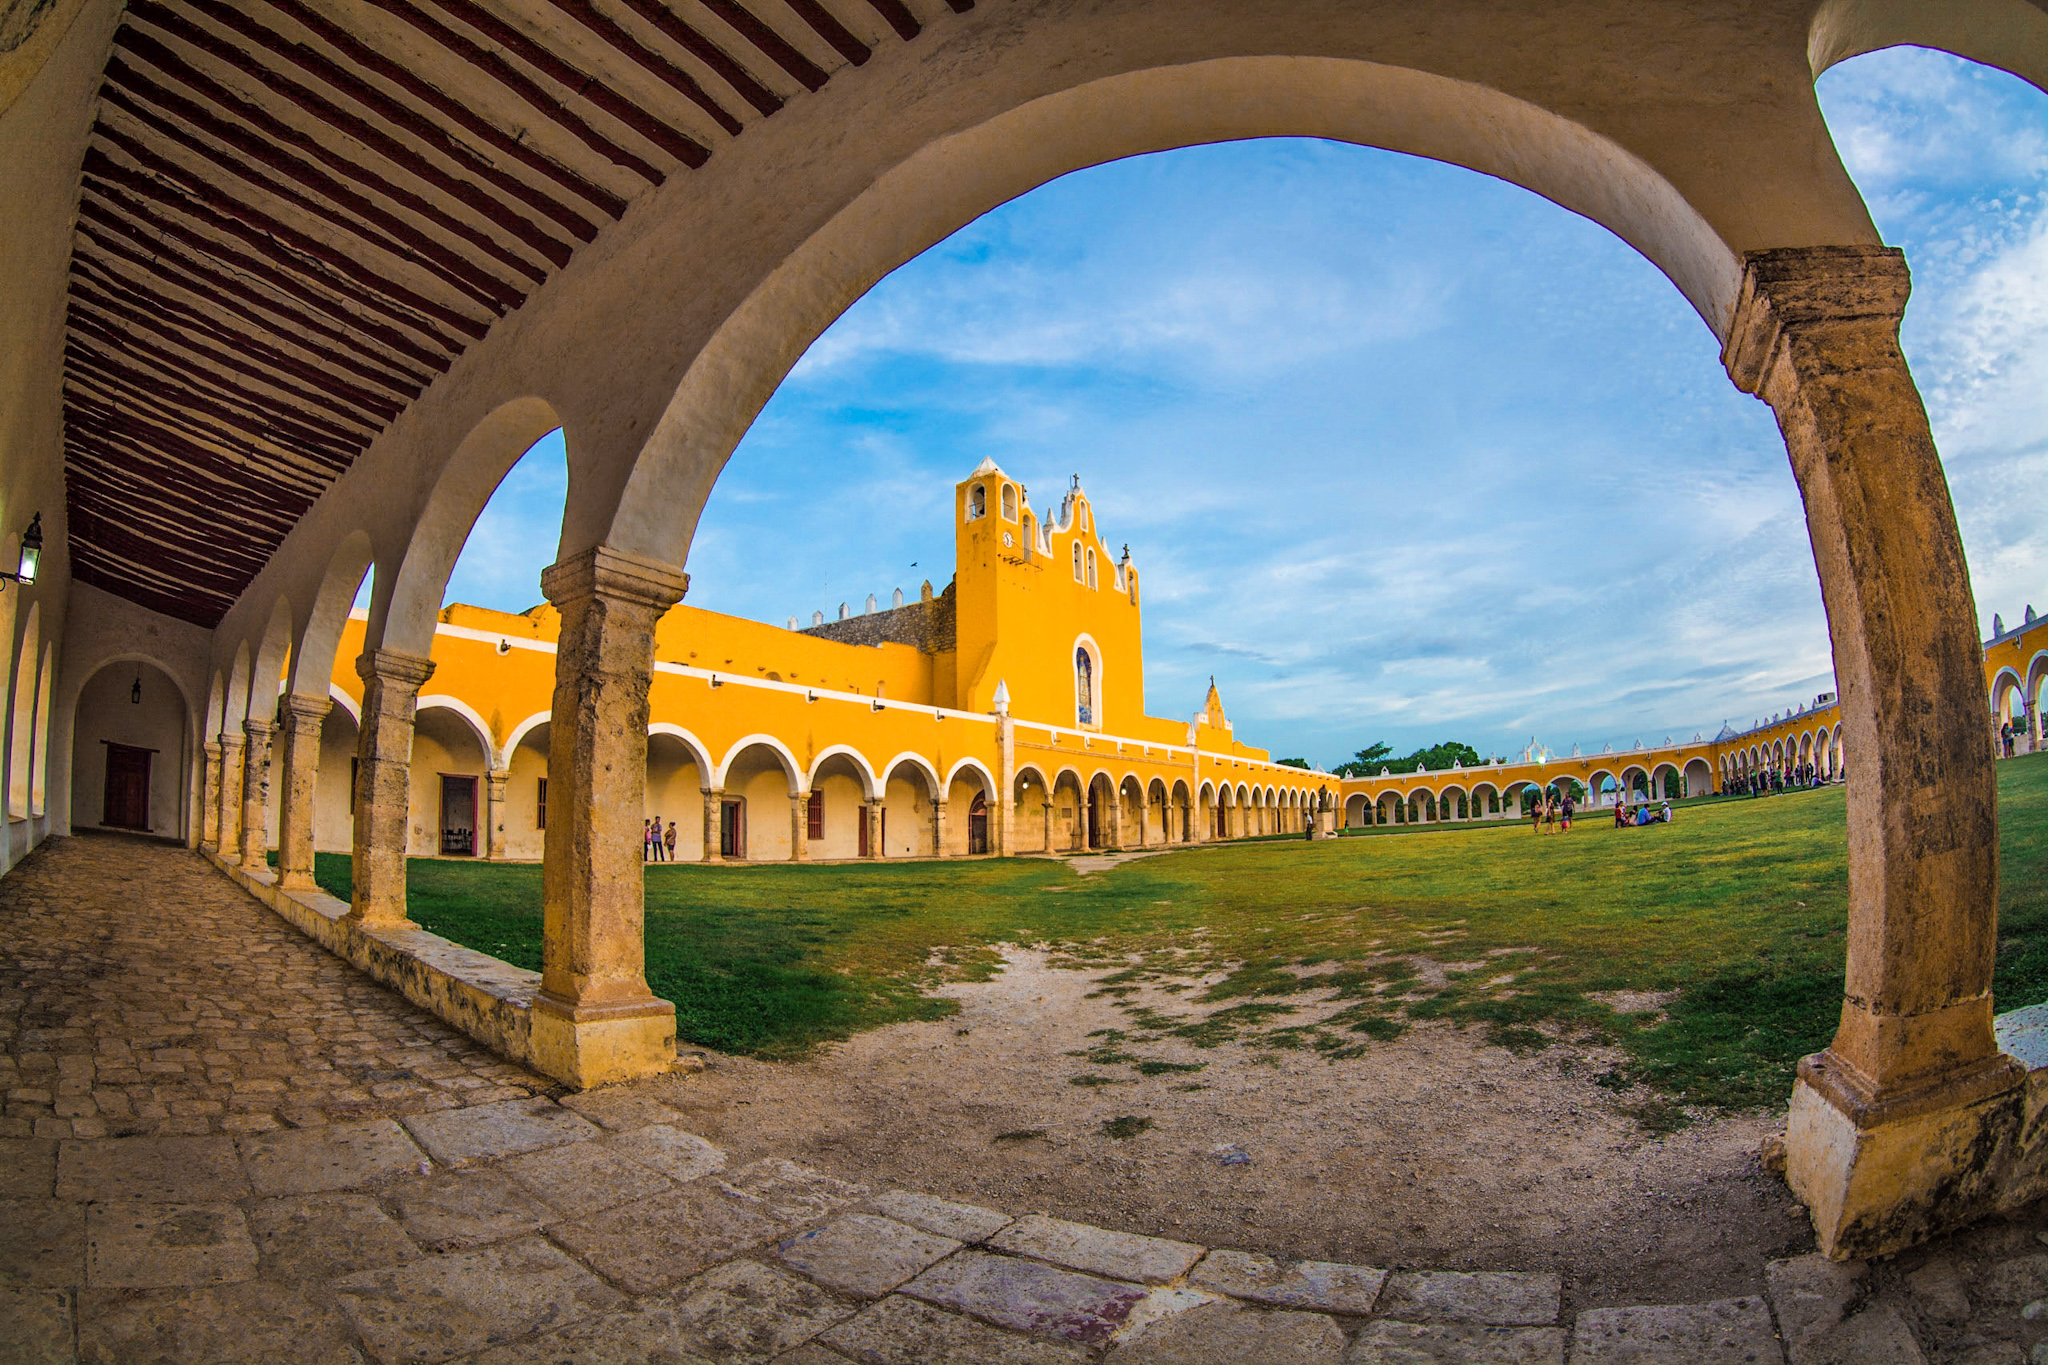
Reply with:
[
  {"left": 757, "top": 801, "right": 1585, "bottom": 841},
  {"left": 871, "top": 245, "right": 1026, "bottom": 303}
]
[
  {"left": 790, "top": 792, "right": 810, "bottom": 861},
  {"left": 1727, "top": 246, "right": 2021, "bottom": 1259},
  {"left": 350, "top": 649, "right": 436, "bottom": 927},
  {"left": 1041, "top": 803, "right": 1052, "bottom": 853},
  {"left": 214, "top": 732, "right": 246, "bottom": 864},
  {"left": 530, "top": 547, "right": 688, "bottom": 1089},
  {"left": 199, "top": 741, "right": 223, "bottom": 851},
  {"left": 485, "top": 768, "right": 510, "bottom": 860},
  {"left": 862, "top": 799, "right": 884, "bottom": 860},
  {"left": 701, "top": 788, "right": 723, "bottom": 863},
  {"left": 275, "top": 696, "right": 329, "bottom": 890},
  {"left": 930, "top": 797, "right": 946, "bottom": 858},
  {"left": 239, "top": 716, "right": 276, "bottom": 871}
]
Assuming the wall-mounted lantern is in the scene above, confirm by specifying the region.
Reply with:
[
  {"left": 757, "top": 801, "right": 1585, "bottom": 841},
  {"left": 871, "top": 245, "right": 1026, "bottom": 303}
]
[
  {"left": 1, "top": 514, "right": 42, "bottom": 587},
  {"left": 131, "top": 666, "right": 143, "bottom": 705}
]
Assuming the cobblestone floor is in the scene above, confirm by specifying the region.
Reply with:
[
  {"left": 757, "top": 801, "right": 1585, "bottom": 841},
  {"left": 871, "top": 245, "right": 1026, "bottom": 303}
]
[
  {"left": 0, "top": 835, "right": 546, "bottom": 1142},
  {"left": 4, "top": 834, "right": 2048, "bottom": 1363}
]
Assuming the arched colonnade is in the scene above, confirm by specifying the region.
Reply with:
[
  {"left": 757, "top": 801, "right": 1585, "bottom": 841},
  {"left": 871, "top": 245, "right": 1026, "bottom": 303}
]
[{"left": 171, "top": 0, "right": 2048, "bottom": 1255}]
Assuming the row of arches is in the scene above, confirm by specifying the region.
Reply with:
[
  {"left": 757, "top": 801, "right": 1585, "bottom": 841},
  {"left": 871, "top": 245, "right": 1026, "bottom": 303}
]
[
  {"left": 0, "top": 596, "right": 57, "bottom": 868},
  {"left": 1719, "top": 726, "right": 1846, "bottom": 787},
  {"left": 1991, "top": 653, "right": 2048, "bottom": 753},
  {"left": 1010, "top": 768, "right": 1323, "bottom": 853},
  {"left": 1341, "top": 758, "right": 1723, "bottom": 827}
]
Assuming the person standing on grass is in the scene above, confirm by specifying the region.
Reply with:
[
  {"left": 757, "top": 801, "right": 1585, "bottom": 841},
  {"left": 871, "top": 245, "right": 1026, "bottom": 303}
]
[
  {"left": 1561, "top": 791, "right": 1574, "bottom": 831},
  {"left": 642, "top": 818, "right": 654, "bottom": 861},
  {"left": 665, "top": 820, "right": 678, "bottom": 861},
  {"left": 1530, "top": 795, "right": 1542, "bottom": 834}
]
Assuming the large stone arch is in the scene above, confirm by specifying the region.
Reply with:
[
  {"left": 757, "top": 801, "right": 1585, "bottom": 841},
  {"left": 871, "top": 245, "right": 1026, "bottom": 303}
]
[
  {"left": 371, "top": 396, "right": 565, "bottom": 659},
  {"left": 288, "top": 531, "right": 374, "bottom": 702}
]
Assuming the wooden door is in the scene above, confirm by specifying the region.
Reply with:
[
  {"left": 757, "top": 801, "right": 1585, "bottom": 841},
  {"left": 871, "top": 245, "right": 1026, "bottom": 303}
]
[
  {"left": 968, "top": 794, "right": 988, "bottom": 855},
  {"left": 102, "top": 743, "right": 151, "bottom": 830},
  {"left": 721, "top": 799, "right": 744, "bottom": 858}
]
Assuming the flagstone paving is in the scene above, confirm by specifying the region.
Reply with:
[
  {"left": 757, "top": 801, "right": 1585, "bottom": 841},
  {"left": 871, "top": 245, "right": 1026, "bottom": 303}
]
[{"left": 7, "top": 835, "right": 2048, "bottom": 1362}]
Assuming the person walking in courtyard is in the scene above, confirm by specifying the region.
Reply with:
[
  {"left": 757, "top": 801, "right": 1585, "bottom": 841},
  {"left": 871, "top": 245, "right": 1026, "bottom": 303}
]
[
  {"left": 2004, "top": 719, "right": 2016, "bottom": 758},
  {"left": 1561, "top": 790, "right": 1574, "bottom": 831},
  {"left": 651, "top": 814, "right": 667, "bottom": 861},
  {"left": 664, "top": 820, "right": 678, "bottom": 861},
  {"left": 642, "top": 818, "right": 654, "bottom": 861},
  {"left": 1529, "top": 795, "right": 1542, "bottom": 834}
]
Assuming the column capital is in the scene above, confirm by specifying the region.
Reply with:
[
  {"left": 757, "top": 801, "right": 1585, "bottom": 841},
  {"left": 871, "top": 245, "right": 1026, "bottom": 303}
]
[
  {"left": 1722, "top": 245, "right": 1910, "bottom": 395},
  {"left": 243, "top": 715, "right": 275, "bottom": 741},
  {"left": 540, "top": 545, "right": 689, "bottom": 612},
  {"left": 202, "top": 739, "right": 222, "bottom": 758},
  {"left": 280, "top": 693, "right": 332, "bottom": 727},
  {"left": 217, "top": 731, "right": 246, "bottom": 752},
  {"left": 356, "top": 647, "right": 436, "bottom": 689},
  {"left": 487, "top": 767, "right": 511, "bottom": 783}
]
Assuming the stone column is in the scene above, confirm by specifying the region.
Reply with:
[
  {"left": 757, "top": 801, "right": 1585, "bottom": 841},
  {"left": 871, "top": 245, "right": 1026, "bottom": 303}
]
[
  {"left": 862, "top": 799, "right": 884, "bottom": 859},
  {"left": 1041, "top": 803, "right": 1052, "bottom": 853},
  {"left": 214, "top": 731, "right": 246, "bottom": 864},
  {"left": 790, "top": 792, "right": 810, "bottom": 861},
  {"left": 930, "top": 796, "right": 946, "bottom": 858},
  {"left": 199, "top": 741, "right": 223, "bottom": 851},
  {"left": 350, "top": 649, "right": 436, "bottom": 927},
  {"left": 996, "top": 714, "right": 1015, "bottom": 856},
  {"left": 1727, "top": 246, "right": 2022, "bottom": 1258},
  {"left": 239, "top": 716, "right": 276, "bottom": 871},
  {"left": 530, "top": 546, "right": 688, "bottom": 1089},
  {"left": 275, "top": 696, "right": 329, "bottom": 891},
  {"left": 701, "top": 788, "right": 723, "bottom": 862},
  {"left": 485, "top": 768, "right": 510, "bottom": 860}
]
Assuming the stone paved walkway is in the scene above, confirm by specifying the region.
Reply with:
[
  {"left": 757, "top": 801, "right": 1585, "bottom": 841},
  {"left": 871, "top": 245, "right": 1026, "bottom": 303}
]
[
  {"left": 2, "top": 835, "right": 2045, "bottom": 1363},
  {"left": 0, "top": 836, "right": 546, "bottom": 1143}
]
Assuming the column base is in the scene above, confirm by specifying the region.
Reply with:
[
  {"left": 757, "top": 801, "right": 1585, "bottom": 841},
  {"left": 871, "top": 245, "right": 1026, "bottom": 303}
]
[
  {"left": 1786, "top": 1048, "right": 2025, "bottom": 1259},
  {"left": 528, "top": 992, "right": 677, "bottom": 1089}
]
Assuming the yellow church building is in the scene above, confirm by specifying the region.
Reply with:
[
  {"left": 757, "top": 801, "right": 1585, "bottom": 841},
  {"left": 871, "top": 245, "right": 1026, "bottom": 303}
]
[{"left": 310, "top": 460, "right": 1339, "bottom": 864}]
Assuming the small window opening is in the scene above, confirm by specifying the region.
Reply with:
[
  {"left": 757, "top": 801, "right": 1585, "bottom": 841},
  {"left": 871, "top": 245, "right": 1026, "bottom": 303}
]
[
  {"left": 1086, "top": 547, "right": 1098, "bottom": 590},
  {"left": 1071, "top": 542, "right": 1082, "bottom": 580},
  {"left": 1001, "top": 484, "right": 1017, "bottom": 520},
  {"left": 1075, "top": 647, "right": 1094, "bottom": 727},
  {"left": 969, "top": 484, "right": 986, "bottom": 520}
]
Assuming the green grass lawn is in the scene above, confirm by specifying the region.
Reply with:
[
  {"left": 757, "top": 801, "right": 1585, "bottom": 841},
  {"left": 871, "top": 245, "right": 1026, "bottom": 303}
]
[{"left": 311, "top": 751, "right": 2048, "bottom": 1116}]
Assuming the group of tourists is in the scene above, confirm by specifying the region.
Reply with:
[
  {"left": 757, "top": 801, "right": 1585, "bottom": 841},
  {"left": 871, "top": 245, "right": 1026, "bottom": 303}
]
[
  {"left": 643, "top": 817, "right": 678, "bottom": 861},
  {"left": 1528, "top": 791, "right": 1575, "bottom": 832},
  {"left": 1614, "top": 800, "right": 1673, "bottom": 827},
  {"left": 1525, "top": 787, "right": 1675, "bottom": 832}
]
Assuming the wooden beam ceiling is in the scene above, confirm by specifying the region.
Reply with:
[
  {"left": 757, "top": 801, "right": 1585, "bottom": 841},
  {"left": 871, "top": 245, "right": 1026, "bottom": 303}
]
[{"left": 65, "top": 0, "right": 965, "bottom": 625}]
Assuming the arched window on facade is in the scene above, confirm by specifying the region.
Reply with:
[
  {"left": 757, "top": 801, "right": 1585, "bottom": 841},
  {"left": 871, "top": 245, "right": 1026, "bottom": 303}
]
[
  {"left": 1086, "top": 547, "right": 1098, "bottom": 590},
  {"left": 1075, "top": 647, "right": 1094, "bottom": 727},
  {"left": 968, "top": 484, "right": 986, "bottom": 519},
  {"left": 1071, "top": 541, "right": 1082, "bottom": 581},
  {"left": 1001, "top": 484, "right": 1017, "bottom": 520}
]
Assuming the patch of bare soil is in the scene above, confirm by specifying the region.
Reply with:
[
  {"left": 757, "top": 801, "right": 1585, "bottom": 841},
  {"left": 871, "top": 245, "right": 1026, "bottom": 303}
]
[{"left": 649, "top": 948, "right": 1815, "bottom": 1311}]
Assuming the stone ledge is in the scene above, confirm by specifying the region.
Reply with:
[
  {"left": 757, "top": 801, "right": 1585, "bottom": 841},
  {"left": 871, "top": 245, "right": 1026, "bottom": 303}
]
[{"left": 203, "top": 851, "right": 546, "bottom": 1081}]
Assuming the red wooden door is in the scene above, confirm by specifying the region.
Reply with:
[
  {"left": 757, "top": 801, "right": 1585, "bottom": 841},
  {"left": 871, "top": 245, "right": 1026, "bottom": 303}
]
[{"left": 102, "top": 743, "right": 152, "bottom": 830}]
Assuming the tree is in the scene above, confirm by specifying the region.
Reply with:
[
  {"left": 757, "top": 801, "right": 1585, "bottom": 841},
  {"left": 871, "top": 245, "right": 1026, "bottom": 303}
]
[
  {"left": 1276, "top": 757, "right": 1311, "bottom": 770},
  {"left": 1332, "top": 742, "right": 1393, "bottom": 777}
]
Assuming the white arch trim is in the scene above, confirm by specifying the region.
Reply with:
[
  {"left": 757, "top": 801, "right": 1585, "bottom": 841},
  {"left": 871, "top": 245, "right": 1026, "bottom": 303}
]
[
  {"left": 808, "top": 743, "right": 882, "bottom": 798},
  {"left": 326, "top": 684, "right": 361, "bottom": 726},
  {"left": 501, "top": 710, "right": 553, "bottom": 765},
  {"left": 646, "top": 722, "right": 715, "bottom": 779},
  {"left": 414, "top": 694, "right": 496, "bottom": 763},
  {"left": 717, "top": 733, "right": 804, "bottom": 792},
  {"left": 944, "top": 756, "right": 1000, "bottom": 794},
  {"left": 879, "top": 750, "right": 944, "bottom": 796}
]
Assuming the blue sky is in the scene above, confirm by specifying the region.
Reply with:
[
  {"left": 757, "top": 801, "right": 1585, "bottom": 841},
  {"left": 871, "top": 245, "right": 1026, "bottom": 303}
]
[{"left": 440, "top": 47, "right": 2047, "bottom": 770}]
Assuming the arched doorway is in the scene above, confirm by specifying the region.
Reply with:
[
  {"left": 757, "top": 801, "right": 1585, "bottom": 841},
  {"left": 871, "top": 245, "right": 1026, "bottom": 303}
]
[{"left": 69, "top": 661, "right": 191, "bottom": 839}]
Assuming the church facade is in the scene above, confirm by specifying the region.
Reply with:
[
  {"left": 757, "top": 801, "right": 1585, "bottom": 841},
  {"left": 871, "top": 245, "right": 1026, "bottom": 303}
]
[{"left": 308, "top": 461, "right": 1338, "bottom": 864}]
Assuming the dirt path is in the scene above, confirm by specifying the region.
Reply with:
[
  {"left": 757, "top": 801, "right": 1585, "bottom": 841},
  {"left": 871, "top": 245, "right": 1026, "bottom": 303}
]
[{"left": 651, "top": 947, "right": 1814, "bottom": 1311}]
